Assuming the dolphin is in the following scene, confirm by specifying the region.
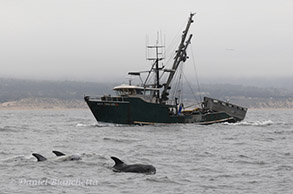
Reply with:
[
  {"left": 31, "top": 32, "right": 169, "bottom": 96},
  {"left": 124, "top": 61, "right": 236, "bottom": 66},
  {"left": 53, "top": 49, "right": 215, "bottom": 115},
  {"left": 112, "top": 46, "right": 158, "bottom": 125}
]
[
  {"left": 52, "top": 150, "right": 66, "bottom": 156},
  {"left": 52, "top": 150, "right": 82, "bottom": 161},
  {"left": 111, "top": 156, "right": 156, "bottom": 174},
  {"left": 32, "top": 151, "right": 81, "bottom": 162},
  {"left": 32, "top": 153, "right": 47, "bottom": 162}
]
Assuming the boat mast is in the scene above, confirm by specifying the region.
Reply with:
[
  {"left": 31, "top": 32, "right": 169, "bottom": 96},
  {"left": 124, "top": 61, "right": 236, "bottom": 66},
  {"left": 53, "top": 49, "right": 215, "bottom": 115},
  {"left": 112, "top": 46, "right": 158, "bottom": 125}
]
[
  {"left": 145, "top": 39, "right": 164, "bottom": 99},
  {"left": 161, "top": 13, "right": 195, "bottom": 102},
  {"left": 147, "top": 45, "right": 164, "bottom": 88}
]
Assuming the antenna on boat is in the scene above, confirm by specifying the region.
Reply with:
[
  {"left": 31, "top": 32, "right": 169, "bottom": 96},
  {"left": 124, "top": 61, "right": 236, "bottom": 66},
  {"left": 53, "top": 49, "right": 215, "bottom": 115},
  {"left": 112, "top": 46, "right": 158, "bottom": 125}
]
[{"left": 145, "top": 32, "right": 165, "bottom": 99}]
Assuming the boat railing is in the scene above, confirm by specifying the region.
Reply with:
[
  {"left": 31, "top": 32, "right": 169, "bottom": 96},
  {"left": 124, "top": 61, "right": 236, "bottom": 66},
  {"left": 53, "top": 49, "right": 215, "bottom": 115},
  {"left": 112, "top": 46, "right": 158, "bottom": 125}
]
[
  {"left": 204, "top": 97, "right": 247, "bottom": 111},
  {"left": 101, "top": 96, "right": 126, "bottom": 102}
]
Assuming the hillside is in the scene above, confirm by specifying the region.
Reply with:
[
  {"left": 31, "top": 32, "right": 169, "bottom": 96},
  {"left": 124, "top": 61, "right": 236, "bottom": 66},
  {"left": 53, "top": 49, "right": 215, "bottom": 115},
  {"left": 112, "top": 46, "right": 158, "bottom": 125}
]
[
  {"left": 0, "top": 78, "right": 116, "bottom": 109},
  {"left": 0, "top": 78, "right": 292, "bottom": 109}
]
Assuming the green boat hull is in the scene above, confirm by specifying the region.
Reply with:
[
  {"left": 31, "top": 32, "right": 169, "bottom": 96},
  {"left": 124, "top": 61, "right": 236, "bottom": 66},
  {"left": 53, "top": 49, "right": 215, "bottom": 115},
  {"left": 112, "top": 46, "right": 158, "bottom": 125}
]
[{"left": 84, "top": 96, "right": 236, "bottom": 125}]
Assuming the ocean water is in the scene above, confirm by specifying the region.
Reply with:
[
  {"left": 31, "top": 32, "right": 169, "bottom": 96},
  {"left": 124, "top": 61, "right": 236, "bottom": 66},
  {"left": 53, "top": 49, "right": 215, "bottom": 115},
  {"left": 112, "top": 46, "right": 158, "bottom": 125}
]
[{"left": 0, "top": 109, "right": 292, "bottom": 194}]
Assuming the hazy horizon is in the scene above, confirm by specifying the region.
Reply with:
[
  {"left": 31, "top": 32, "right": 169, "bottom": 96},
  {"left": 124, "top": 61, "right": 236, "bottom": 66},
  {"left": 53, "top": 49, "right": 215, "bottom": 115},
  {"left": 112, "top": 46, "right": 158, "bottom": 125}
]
[
  {"left": 1, "top": 74, "right": 293, "bottom": 90},
  {"left": 1, "top": 0, "right": 292, "bottom": 84}
]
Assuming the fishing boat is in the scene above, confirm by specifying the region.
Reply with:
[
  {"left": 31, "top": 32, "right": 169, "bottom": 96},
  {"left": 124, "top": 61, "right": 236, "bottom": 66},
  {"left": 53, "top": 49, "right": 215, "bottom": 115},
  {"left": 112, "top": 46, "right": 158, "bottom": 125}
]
[{"left": 84, "top": 13, "right": 247, "bottom": 125}]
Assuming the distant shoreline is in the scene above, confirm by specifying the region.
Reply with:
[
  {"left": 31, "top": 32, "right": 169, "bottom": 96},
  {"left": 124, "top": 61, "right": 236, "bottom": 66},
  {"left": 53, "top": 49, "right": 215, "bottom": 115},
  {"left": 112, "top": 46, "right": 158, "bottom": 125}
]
[
  {"left": 0, "top": 106, "right": 88, "bottom": 111},
  {"left": 1, "top": 77, "right": 293, "bottom": 110},
  {"left": 0, "top": 98, "right": 87, "bottom": 111},
  {"left": 1, "top": 97, "right": 292, "bottom": 111}
]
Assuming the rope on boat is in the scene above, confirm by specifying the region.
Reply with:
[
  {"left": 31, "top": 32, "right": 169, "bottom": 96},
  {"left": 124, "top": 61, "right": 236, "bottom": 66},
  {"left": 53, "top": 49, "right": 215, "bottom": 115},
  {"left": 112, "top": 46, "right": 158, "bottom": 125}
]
[{"left": 190, "top": 44, "right": 203, "bottom": 104}]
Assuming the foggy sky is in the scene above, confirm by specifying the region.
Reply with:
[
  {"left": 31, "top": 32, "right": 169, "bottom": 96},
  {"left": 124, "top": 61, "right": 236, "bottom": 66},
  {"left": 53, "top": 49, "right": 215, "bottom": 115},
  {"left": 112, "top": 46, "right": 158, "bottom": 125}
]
[{"left": 1, "top": 0, "right": 292, "bottom": 82}]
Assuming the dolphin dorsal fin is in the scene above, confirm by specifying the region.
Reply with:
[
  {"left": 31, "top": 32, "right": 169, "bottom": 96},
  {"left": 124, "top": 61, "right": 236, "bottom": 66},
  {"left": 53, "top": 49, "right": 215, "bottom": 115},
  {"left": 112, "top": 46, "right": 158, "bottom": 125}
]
[
  {"left": 52, "top": 150, "right": 66, "bottom": 156},
  {"left": 32, "top": 153, "right": 47, "bottom": 162},
  {"left": 111, "top": 156, "right": 124, "bottom": 166}
]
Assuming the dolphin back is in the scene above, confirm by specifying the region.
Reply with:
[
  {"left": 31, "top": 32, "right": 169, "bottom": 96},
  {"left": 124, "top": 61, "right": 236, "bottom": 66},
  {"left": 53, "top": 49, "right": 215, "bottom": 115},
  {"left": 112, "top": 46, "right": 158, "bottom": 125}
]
[
  {"left": 111, "top": 156, "right": 124, "bottom": 166},
  {"left": 124, "top": 164, "right": 156, "bottom": 174},
  {"left": 32, "top": 153, "right": 47, "bottom": 162},
  {"left": 52, "top": 150, "right": 66, "bottom": 156},
  {"left": 111, "top": 156, "right": 156, "bottom": 174}
]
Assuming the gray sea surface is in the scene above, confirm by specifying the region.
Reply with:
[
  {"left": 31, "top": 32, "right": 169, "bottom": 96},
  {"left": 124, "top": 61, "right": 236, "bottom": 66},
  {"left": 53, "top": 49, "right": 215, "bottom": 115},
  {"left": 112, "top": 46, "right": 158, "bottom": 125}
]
[{"left": 0, "top": 109, "right": 292, "bottom": 194}]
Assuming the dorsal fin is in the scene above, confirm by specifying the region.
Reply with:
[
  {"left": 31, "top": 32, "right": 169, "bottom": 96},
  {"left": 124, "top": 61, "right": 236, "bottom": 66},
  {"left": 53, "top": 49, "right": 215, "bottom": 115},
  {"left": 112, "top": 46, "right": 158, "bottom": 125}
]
[
  {"left": 111, "top": 156, "right": 124, "bottom": 166},
  {"left": 32, "top": 153, "right": 47, "bottom": 162},
  {"left": 52, "top": 150, "right": 66, "bottom": 156}
]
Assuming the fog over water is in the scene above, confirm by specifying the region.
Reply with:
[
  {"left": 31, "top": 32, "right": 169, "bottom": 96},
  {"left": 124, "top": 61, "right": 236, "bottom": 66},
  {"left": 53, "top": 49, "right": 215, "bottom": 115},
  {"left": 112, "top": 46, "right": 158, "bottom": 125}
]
[{"left": 1, "top": 0, "right": 292, "bottom": 83}]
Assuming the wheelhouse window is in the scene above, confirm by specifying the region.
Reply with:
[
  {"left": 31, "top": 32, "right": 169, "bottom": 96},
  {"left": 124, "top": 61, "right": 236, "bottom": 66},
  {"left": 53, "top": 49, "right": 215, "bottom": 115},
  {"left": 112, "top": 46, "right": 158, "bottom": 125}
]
[
  {"left": 144, "top": 90, "right": 152, "bottom": 96},
  {"left": 114, "top": 86, "right": 158, "bottom": 98},
  {"left": 115, "top": 88, "right": 143, "bottom": 96},
  {"left": 115, "top": 89, "right": 127, "bottom": 96},
  {"left": 136, "top": 89, "right": 143, "bottom": 95}
]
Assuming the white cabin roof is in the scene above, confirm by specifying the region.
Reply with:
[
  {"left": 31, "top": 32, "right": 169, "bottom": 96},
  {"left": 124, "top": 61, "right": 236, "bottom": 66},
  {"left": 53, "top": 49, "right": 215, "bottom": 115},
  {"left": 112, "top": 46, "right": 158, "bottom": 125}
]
[{"left": 113, "top": 85, "right": 159, "bottom": 91}]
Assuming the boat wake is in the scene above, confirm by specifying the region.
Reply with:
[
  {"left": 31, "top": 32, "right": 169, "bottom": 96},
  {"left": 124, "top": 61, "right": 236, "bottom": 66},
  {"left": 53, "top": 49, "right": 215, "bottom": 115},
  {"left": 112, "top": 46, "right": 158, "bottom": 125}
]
[
  {"left": 224, "top": 120, "right": 274, "bottom": 126},
  {"left": 75, "top": 123, "right": 97, "bottom": 128},
  {"left": 75, "top": 123, "right": 125, "bottom": 128}
]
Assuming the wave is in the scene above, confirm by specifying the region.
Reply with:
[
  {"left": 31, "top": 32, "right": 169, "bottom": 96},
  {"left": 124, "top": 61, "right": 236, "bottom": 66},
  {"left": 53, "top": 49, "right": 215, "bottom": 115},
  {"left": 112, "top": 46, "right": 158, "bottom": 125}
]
[
  {"left": 224, "top": 120, "right": 274, "bottom": 126},
  {"left": 0, "top": 126, "right": 18, "bottom": 132},
  {"left": 103, "top": 137, "right": 140, "bottom": 143},
  {"left": 75, "top": 122, "right": 126, "bottom": 128},
  {"left": 235, "top": 159, "right": 267, "bottom": 166},
  {"left": 146, "top": 176, "right": 181, "bottom": 184},
  {"left": 1, "top": 155, "right": 33, "bottom": 163}
]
